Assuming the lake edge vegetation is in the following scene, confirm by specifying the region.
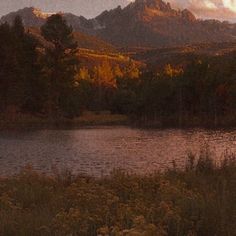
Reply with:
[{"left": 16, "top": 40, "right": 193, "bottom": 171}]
[{"left": 0, "top": 150, "right": 235, "bottom": 235}]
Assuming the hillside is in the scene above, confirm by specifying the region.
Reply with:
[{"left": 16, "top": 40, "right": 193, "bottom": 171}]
[
  {"left": 1, "top": 7, "right": 115, "bottom": 52},
  {"left": 28, "top": 25, "right": 236, "bottom": 72},
  {"left": 128, "top": 42, "right": 236, "bottom": 70},
  {"left": 28, "top": 27, "right": 115, "bottom": 52},
  {"left": 27, "top": 27, "right": 141, "bottom": 69},
  {"left": 77, "top": 48, "right": 144, "bottom": 69}
]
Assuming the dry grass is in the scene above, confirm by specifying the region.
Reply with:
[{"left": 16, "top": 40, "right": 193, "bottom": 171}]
[{"left": 0, "top": 151, "right": 235, "bottom": 235}]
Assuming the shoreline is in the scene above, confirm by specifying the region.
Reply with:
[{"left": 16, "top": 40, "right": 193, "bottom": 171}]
[
  {"left": 0, "top": 113, "right": 236, "bottom": 130},
  {"left": 0, "top": 113, "right": 130, "bottom": 130}
]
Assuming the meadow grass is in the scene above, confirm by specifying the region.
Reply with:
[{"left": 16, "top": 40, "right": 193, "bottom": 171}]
[{"left": 0, "top": 152, "right": 235, "bottom": 236}]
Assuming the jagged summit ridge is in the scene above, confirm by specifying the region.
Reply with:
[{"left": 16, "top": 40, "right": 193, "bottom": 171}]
[
  {"left": 0, "top": 0, "right": 235, "bottom": 48},
  {"left": 93, "top": 0, "right": 236, "bottom": 47},
  {"left": 123, "top": 0, "right": 195, "bottom": 20},
  {"left": 0, "top": 7, "right": 56, "bottom": 26},
  {"left": 0, "top": 7, "right": 93, "bottom": 33},
  {"left": 129, "top": 0, "right": 172, "bottom": 11},
  {"left": 95, "top": 0, "right": 196, "bottom": 27}
]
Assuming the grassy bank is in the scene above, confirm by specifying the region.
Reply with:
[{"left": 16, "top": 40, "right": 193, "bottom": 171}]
[
  {"left": 0, "top": 112, "right": 129, "bottom": 130},
  {"left": 133, "top": 113, "right": 236, "bottom": 129},
  {"left": 0, "top": 152, "right": 235, "bottom": 235}
]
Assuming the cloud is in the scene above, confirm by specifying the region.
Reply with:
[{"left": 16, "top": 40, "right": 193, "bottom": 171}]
[
  {"left": 223, "top": 0, "right": 236, "bottom": 12},
  {"left": 169, "top": 0, "right": 236, "bottom": 21},
  {"left": 127, "top": 0, "right": 236, "bottom": 21}
]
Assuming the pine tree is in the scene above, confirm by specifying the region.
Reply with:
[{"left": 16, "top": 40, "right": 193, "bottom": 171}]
[
  {"left": 41, "top": 14, "right": 78, "bottom": 117},
  {"left": 13, "top": 16, "right": 44, "bottom": 113},
  {"left": 0, "top": 22, "right": 12, "bottom": 111}
]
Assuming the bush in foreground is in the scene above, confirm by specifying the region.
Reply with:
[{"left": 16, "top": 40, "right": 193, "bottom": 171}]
[{"left": 0, "top": 153, "right": 235, "bottom": 236}]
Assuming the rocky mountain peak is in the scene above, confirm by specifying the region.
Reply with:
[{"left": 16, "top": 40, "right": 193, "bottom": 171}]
[
  {"left": 0, "top": 7, "right": 52, "bottom": 26},
  {"left": 131, "top": 0, "right": 172, "bottom": 11},
  {"left": 122, "top": 0, "right": 195, "bottom": 21},
  {"left": 0, "top": 7, "right": 90, "bottom": 31},
  {"left": 181, "top": 9, "right": 196, "bottom": 21}
]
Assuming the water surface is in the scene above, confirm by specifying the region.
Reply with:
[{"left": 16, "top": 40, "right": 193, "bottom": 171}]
[{"left": 0, "top": 127, "right": 235, "bottom": 176}]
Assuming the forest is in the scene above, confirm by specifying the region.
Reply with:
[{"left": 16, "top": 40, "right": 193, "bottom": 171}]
[{"left": 0, "top": 15, "right": 236, "bottom": 127}]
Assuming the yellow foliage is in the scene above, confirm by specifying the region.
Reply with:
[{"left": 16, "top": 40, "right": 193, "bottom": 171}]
[
  {"left": 78, "top": 67, "right": 91, "bottom": 81},
  {"left": 164, "top": 64, "right": 183, "bottom": 78},
  {"left": 94, "top": 61, "right": 117, "bottom": 88}
]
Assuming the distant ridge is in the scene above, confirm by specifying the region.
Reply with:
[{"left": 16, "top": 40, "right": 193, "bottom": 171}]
[
  {"left": 1, "top": 0, "right": 236, "bottom": 48},
  {"left": 0, "top": 7, "right": 115, "bottom": 52},
  {"left": 92, "top": 0, "right": 236, "bottom": 47}
]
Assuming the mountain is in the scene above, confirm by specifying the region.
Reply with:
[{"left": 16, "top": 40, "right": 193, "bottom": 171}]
[
  {"left": 1, "top": 0, "right": 236, "bottom": 48},
  {"left": 0, "top": 7, "right": 48, "bottom": 27},
  {"left": 0, "top": 7, "right": 108, "bottom": 39},
  {"left": 0, "top": 7, "right": 115, "bottom": 52},
  {"left": 92, "top": 0, "right": 236, "bottom": 47},
  {"left": 0, "top": 7, "right": 92, "bottom": 32},
  {"left": 0, "top": 0, "right": 130, "bottom": 19},
  {"left": 28, "top": 27, "right": 115, "bottom": 52}
]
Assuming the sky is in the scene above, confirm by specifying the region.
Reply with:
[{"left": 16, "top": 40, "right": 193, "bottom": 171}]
[
  {"left": 0, "top": 0, "right": 236, "bottom": 21},
  {"left": 170, "top": 0, "right": 236, "bottom": 21}
]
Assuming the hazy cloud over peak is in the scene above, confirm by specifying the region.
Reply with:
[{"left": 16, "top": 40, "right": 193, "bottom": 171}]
[
  {"left": 127, "top": 0, "right": 236, "bottom": 21},
  {"left": 169, "top": 0, "right": 236, "bottom": 21}
]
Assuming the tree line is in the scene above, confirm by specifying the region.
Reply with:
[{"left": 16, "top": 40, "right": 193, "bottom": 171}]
[
  {"left": 0, "top": 15, "right": 236, "bottom": 126},
  {"left": 0, "top": 14, "right": 78, "bottom": 118},
  {"left": 127, "top": 58, "right": 236, "bottom": 126}
]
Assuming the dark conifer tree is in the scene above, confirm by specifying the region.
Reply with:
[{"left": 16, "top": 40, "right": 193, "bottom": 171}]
[
  {"left": 0, "top": 22, "right": 12, "bottom": 111},
  {"left": 0, "top": 16, "right": 44, "bottom": 114},
  {"left": 41, "top": 14, "right": 78, "bottom": 117},
  {"left": 12, "top": 16, "right": 44, "bottom": 113}
]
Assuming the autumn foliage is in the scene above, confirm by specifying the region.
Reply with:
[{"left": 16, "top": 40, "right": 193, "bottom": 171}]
[{"left": 0, "top": 15, "right": 236, "bottom": 126}]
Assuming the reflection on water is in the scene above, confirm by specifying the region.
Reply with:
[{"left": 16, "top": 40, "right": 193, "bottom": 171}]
[{"left": 0, "top": 127, "right": 235, "bottom": 176}]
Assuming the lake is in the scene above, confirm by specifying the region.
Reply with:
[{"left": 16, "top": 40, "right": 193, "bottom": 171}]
[{"left": 0, "top": 126, "right": 235, "bottom": 176}]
